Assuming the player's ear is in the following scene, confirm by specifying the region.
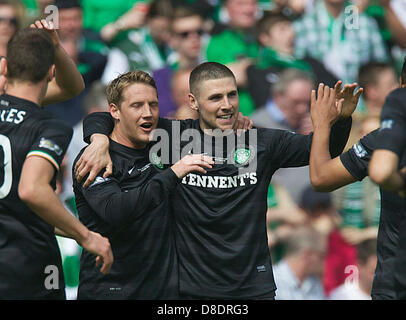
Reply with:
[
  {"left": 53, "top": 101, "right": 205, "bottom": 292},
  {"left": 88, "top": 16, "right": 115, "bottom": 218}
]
[
  {"left": 188, "top": 93, "right": 199, "bottom": 112},
  {"left": 110, "top": 103, "right": 120, "bottom": 120},
  {"left": 46, "top": 65, "right": 56, "bottom": 82}
]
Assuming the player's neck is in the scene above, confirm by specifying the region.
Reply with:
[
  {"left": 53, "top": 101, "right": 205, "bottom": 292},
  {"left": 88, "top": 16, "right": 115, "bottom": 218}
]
[
  {"left": 110, "top": 127, "right": 147, "bottom": 150},
  {"left": 5, "top": 81, "right": 46, "bottom": 106}
]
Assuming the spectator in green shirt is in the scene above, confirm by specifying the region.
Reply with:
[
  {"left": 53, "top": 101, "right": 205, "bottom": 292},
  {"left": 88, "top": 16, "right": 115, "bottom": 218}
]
[
  {"left": 101, "top": 0, "right": 174, "bottom": 83},
  {"left": 247, "top": 12, "right": 338, "bottom": 110},
  {"left": 206, "top": 0, "right": 260, "bottom": 116},
  {"left": 294, "top": 0, "right": 389, "bottom": 84}
]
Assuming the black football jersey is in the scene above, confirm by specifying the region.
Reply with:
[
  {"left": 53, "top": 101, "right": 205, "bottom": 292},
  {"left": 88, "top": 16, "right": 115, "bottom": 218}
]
[
  {"left": 83, "top": 112, "right": 351, "bottom": 298},
  {"left": 0, "top": 94, "right": 72, "bottom": 299},
  {"left": 340, "top": 129, "right": 406, "bottom": 298},
  {"left": 73, "top": 140, "right": 180, "bottom": 299}
]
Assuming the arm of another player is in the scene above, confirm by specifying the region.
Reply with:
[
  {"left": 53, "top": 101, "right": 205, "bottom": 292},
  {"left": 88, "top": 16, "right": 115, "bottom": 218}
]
[
  {"left": 80, "top": 154, "right": 213, "bottom": 226},
  {"left": 30, "top": 20, "right": 85, "bottom": 106},
  {"left": 75, "top": 111, "right": 252, "bottom": 188},
  {"left": 369, "top": 149, "right": 405, "bottom": 191},
  {"left": 309, "top": 83, "right": 360, "bottom": 191},
  {"left": 18, "top": 156, "right": 113, "bottom": 274},
  {"left": 369, "top": 91, "right": 406, "bottom": 191}
]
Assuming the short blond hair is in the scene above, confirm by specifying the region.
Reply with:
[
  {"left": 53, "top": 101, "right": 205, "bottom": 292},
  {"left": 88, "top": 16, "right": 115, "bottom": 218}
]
[{"left": 106, "top": 71, "right": 157, "bottom": 108}]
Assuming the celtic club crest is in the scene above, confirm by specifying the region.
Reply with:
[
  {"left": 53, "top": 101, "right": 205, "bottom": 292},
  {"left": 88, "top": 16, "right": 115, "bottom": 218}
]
[{"left": 234, "top": 148, "right": 251, "bottom": 165}]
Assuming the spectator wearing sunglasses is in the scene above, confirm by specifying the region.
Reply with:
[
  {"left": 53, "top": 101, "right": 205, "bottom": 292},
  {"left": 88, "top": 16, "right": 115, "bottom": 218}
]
[
  {"left": 152, "top": 5, "right": 207, "bottom": 118},
  {"left": 0, "top": 0, "right": 23, "bottom": 57}
]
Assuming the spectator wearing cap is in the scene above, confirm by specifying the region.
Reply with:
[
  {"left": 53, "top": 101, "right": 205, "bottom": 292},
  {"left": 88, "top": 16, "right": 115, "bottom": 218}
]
[{"left": 299, "top": 185, "right": 341, "bottom": 238}]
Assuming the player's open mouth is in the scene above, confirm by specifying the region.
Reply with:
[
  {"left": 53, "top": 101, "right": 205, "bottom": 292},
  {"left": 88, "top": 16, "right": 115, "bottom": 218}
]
[
  {"left": 217, "top": 114, "right": 233, "bottom": 120},
  {"left": 140, "top": 123, "right": 153, "bottom": 132}
]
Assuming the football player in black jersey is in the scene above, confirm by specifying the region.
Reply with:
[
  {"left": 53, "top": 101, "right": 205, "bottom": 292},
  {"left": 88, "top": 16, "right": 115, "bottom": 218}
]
[
  {"left": 368, "top": 59, "right": 406, "bottom": 299},
  {"left": 76, "top": 62, "right": 355, "bottom": 299},
  {"left": 0, "top": 24, "right": 112, "bottom": 299},
  {"left": 308, "top": 80, "right": 406, "bottom": 299},
  {"left": 73, "top": 71, "right": 213, "bottom": 299}
]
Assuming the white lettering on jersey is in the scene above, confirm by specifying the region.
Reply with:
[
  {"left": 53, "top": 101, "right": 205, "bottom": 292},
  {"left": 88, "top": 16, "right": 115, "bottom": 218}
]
[
  {"left": 0, "top": 108, "right": 26, "bottom": 124},
  {"left": 181, "top": 172, "right": 258, "bottom": 188}
]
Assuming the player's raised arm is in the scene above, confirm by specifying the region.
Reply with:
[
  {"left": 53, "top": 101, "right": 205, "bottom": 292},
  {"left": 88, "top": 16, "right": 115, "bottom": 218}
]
[
  {"left": 30, "top": 20, "right": 85, "bottom": 106},
  {"left": 309, "top": 82, "right": 362, "bottom": 191},
  {"left": 369, "top": 149, "right": 405, "bottom": 191}
]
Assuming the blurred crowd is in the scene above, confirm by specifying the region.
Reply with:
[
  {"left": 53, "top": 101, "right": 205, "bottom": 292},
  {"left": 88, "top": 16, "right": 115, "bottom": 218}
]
[{"left": 5, "top": 0, "right": 406, "bottom": 299}]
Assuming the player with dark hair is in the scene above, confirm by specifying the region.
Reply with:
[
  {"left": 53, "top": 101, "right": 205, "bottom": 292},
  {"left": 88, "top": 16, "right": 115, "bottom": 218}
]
[
  {"left": 0, "top": 24, "right": 113, "bottom": 299},
  {"left": 73, "top": 70, "right": 213, "bottom": 299},
  {"left": 76, "top": 62, "right": 354, "bottom": 299},
  {"left": 368, "top": 58, "right": 406, "bottom": 299}
]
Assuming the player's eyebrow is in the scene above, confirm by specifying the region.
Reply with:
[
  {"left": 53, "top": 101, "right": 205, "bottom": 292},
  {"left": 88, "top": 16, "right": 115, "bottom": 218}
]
[{"left": 207, "top": 93, "right": 223, "bottom": 100}]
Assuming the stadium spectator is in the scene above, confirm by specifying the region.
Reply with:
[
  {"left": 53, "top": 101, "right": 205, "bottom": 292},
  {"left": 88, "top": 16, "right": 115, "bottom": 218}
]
[
  {"left": 325, "top": 113, "right": 380, "bottom": 296},
  {"left": 294, "top": 0, "right": 389, "bottom": 84},
  {"left": 250, "top": 68, "right": 315, "bottom": 203},
  {"left": 101, "top": 0, "right": 174, "bottom": 83},
  {"left": 273, "top": 226, "right": 327, "bottom": 300},
  {"left": 206, "top": 0, "right": 260, "bottom": 115},
  {"left": 357, "top": 61, "right": 397, "bottom": 116},
  {"left": 153, "top": 6, "right": 206, "bottom": 117},
  {"left": 0, "top": 0, "right": 24, "bottom": 57},
  {"left": 329, "top": 238, "right": 377, "bottom": 299},
  {"left": 248, "top": 12, "right": 338, "bottom": 108},
  {"left": 171, "top": 68, "right": 199, "bottom": 120}
]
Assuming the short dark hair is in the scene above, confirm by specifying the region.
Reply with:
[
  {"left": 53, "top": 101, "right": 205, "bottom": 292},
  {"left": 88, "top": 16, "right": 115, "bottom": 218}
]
[
  {"left": 54, "top": 0, "right": 81, "bottom": 10},
  {"left": 356, "top": 239, "right": 377, "bottom": 265},
  {"left": 257, "top": 12, "right": 292, "bottom": 41},
  {"left": 401, "top": 57, "right": 406, "bottom": 85},
  {"left": 147, "top": 0, "right": 173, "bottom": 20},
  {"left": 189, "top": 62, "right": 236, "bottom": 97},
  {"left": 358, "top": 62, "right": 393, "bottom": 90},
  {"left": 7, "top": 28, "right": 55, "bottom": 83}
]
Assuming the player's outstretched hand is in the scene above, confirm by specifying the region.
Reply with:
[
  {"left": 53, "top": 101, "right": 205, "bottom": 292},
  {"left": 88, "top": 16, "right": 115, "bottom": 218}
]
[
  {"left": 234, "top": 112, "right": 253, "bottom": 136},
  {"left": 310, "top": 83, "right": 344, "bottom": 128},
  {"left": 334, "top": 81, "right": 363, "bottom": 119},
  {"left": 171, "top": 154, "right": 214, "bottom": 179},
  {"left": 75, "top": 134, "right": 113, "bottom": 189},
  {"left": 30, "top": 19, "right": 61, "bottom": 48},
  {"left": 80, "top": 230, "right": 113, "bottom": 275}
]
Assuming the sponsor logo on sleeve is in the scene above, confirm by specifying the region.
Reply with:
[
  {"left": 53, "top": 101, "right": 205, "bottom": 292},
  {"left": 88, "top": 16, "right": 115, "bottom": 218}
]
[
  {"left": 380, "top": 119, "right": 394, "bottom": 130},
  {"left": 352, "top": 142, "right": 367, "bottom": 158},
  {"left": 39, "top": 137, "right": 63, "bottom": 156}
]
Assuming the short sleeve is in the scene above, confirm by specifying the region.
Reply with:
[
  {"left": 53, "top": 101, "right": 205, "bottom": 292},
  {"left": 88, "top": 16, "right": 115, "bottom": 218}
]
[
  {"left": 26, "top": 119, "right": 73, "bottom": 171},
  {"left": 339, "top": 129, "right": 378, "bottom": 181},
  {"left": 376, "top": 89, "right": 406, "bottom": 157}
]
